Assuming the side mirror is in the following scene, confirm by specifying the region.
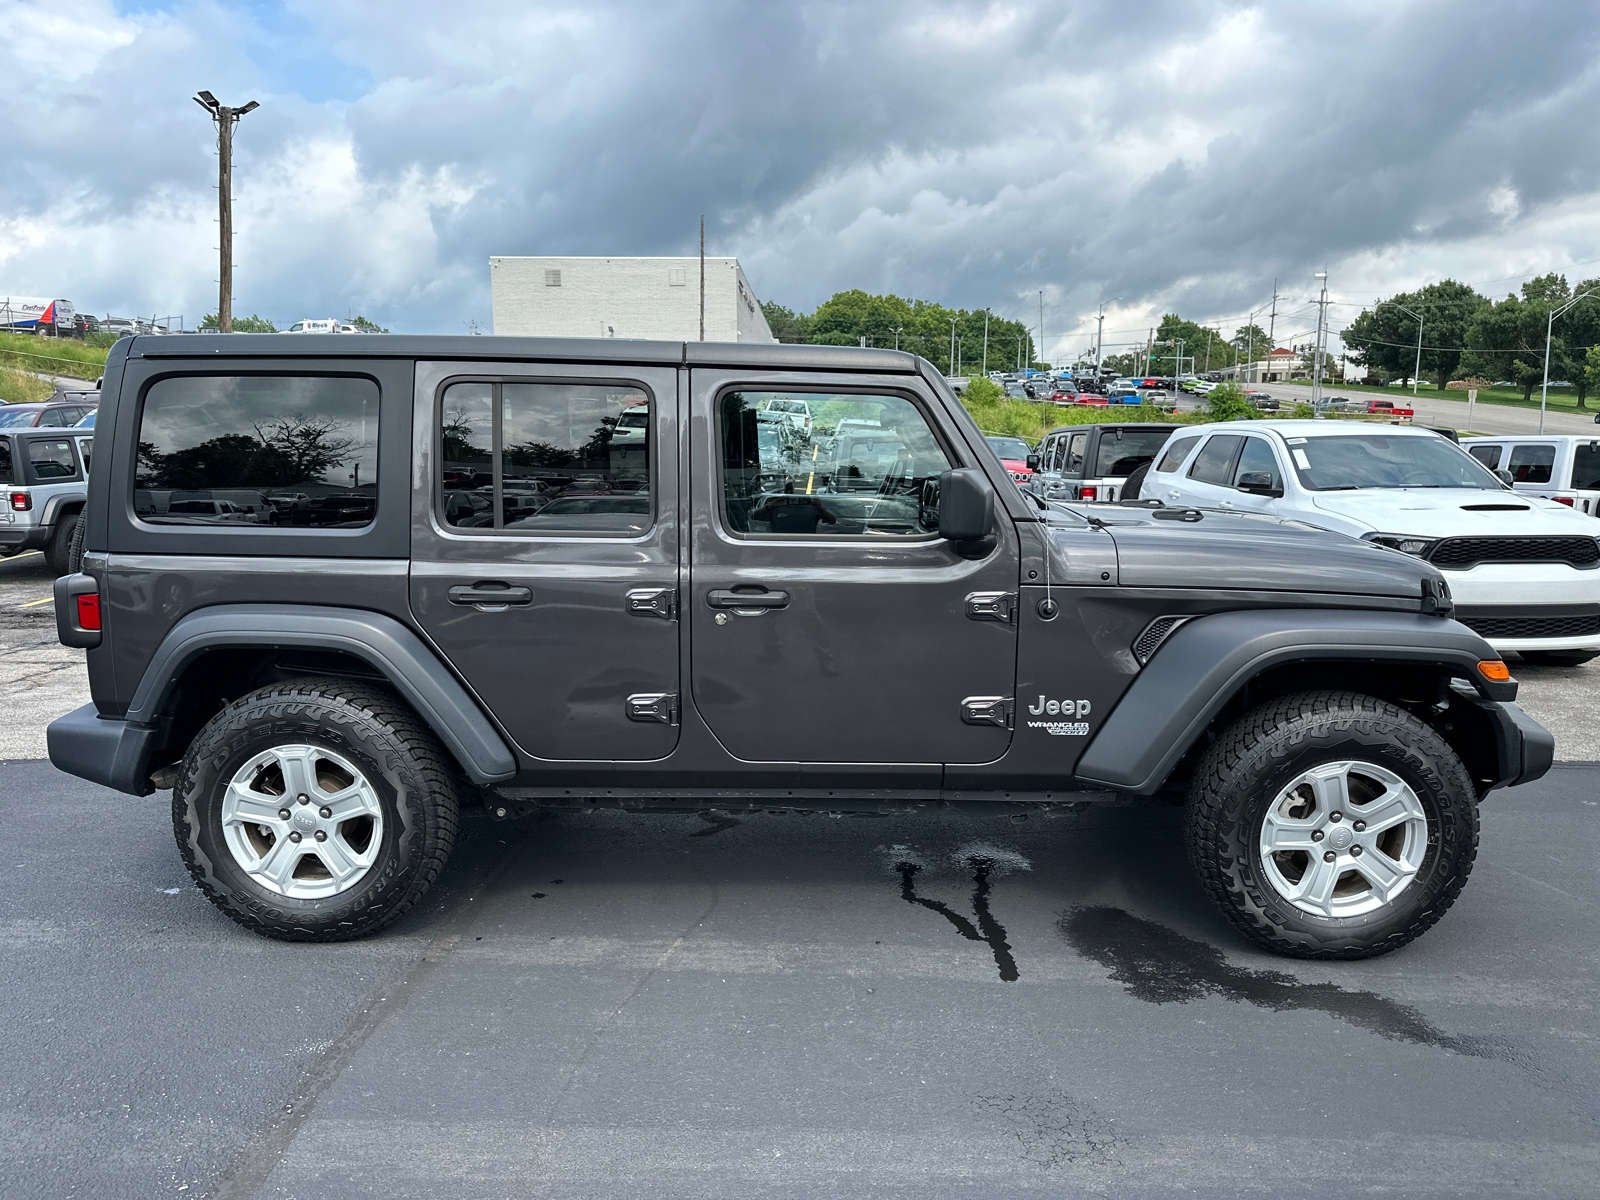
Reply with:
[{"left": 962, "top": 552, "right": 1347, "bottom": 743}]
[
  {"left": 1495, "top": 469, "right": 1514, "bottom": 485},
  {"left": 938, "top": 467, "right": 995, "bottom": 541},
  {"left": 1237, "top": 472, "right": 1284, "bottom": 497},
  {"left": 1025, "top": 453, "right": 1041, "bottom": 470}
]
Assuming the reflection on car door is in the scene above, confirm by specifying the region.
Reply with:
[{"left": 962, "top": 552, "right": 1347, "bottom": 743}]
[
  {"left": 1164, "top": 432, "right": 1243, "bottom": 507},
  {"left": 1224, "top": 435, "right": 1287, "bottom": 514}
]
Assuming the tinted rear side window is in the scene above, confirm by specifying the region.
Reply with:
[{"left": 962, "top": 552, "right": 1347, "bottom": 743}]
[
  {"left": 135, "top": 376, "right": 379, "bottom": 527},
  {"left": 1574, "top": 443, "right": 1600, "bottom": 490},
  {"left": 1466, "top": 444, "right": 1502, "bottom": 470},
  {"left": 1187, "top": 435, "right": 1243, "bottom": 485},
  {"left": 27, "top": 439, "right": 77, "bottom": 480},
  {"left": 0, "top": 437, "right": 10, "bottom": 484},
  {"left": 1506, "top": 443, "right": 1555, "bottom": 484}
]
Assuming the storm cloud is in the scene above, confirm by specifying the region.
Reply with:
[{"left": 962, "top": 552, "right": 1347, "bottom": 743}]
[{"left": 4, "top": 0, "right": 1599, "bottom": 357}]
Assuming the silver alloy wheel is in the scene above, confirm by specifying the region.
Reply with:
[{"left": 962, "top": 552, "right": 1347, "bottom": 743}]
[
  {"left": 1258, "top": 760, "right": 1429, "bottom": 918},
  {"left": 220, "top": 744, "right": 384, "bottom": 900}
]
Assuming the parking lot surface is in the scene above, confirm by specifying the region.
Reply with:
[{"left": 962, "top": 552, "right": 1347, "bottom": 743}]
[{"left": 1, "top": 760, "right": 1597, "bottom": 1198}]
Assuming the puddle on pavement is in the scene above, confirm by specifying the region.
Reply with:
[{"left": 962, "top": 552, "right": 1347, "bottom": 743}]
[
  {"left": 1060, "top": 906, "right": 1497, "bottom": 1057},
  {"left": 892, "top": 844, "right": 1026, "bottom": 982}
]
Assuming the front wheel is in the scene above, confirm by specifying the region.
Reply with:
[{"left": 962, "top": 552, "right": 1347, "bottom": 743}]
[
  {"left": 172, "top": 679, "right": 460, "bottom": 941},
  {"left": 1185, "top": 690, "right": 1478, "bottom": 959}
]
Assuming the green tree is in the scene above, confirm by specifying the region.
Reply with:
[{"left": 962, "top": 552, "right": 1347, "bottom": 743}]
[
  {"left": 760, "top": 302, "right": 812, "bottom": 343},
  {"left": 350, "top": 315, "right": 388, "bottom": 334},
  {"left": 1457, "top": 274, "right": 1600, "bottom": 406},
  {"left": 1205, "top": 384, "right": 1254, "bottom": 422},
  {"left": 963, "top": 377, "right": 1005, "bottom": 404},
  {"left": 1154, "top": 314, "right": 1230, "bottom": 375},
  {"left": 1341, "top": 280, "right": 1488, "bottom": 388},
  {"left": 199, "top": 312, "right": 277, "bottom": 333}
]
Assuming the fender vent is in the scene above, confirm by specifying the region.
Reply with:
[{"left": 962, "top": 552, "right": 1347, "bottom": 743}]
[{"left": 1132, "top": 615, "right": 1189, "bottom": 666}]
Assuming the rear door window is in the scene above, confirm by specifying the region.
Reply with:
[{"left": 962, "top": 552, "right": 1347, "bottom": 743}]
[
  {"left": 1064, "top": 432, "right": 1087, "bottom": 474},
  {"left": 0, "top": 437, "right": 10, "bottom": 484},
  {"left": 1156, "top": 436, "right": 1199, "bottom": 473},
  {"left": 1506, "top": 443, "right": 1555, "bottom": 484},
  {"left": 1187, "top": 434, "right": 1244, "bottom": 485},
  {"left": 1466, "top": 444, "right": 1502, "bottom": 470},
  {"left": 135, "top": 375, "right": 379, "bottom": 527}
]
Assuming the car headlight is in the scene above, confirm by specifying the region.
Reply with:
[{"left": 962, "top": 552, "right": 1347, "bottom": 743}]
[{"left": 1365, "top": 533, "right": 1437, "bottom": 557}]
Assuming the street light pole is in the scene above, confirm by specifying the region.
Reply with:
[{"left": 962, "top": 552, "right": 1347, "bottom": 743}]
[
  {"left": 1374, "top": 299, "right": 1424, "bottom": 395},
  {"left": 1312, "top": 273, "right": 1329, "bottom": 410},
  {"left": 982, "top": 310, "right": 989, "bottom": 377},
  {"left": 894, "top": 326, "right": 903, "bottom": 351},
  {"left": 1038, "top": 291, "right": 1044, "bottom": 371},
  {"left": 193, "top": 91, "right": 260, "bottom": 333},
  {"left": 949, "top": 317, "right": 956, "bottom": 377},
  {"left": 1541, "top": 287, "right": 1600, "bottom": 433}
]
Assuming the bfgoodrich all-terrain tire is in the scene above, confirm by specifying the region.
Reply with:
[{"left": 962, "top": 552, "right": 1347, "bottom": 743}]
[
  {"left": 1185, "top": 690, "right": 1478, "bottom": 960},
  {"left": 172, "top": 679, "right": 460, "bottom": 941}
]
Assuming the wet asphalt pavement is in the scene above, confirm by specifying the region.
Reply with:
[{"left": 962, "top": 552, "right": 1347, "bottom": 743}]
[{"left": 1, "top": 761, "right": 1597, "bottom": 1198}]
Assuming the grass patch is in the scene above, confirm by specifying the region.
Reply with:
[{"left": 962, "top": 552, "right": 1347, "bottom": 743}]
[
  {"left": 0, "top": 366, "right": 57, "bottom": 404},
  {"left": 1305, "top": 378, "right": 1597, "bottom": 416},
  {"left": 0, "top": 330, "right": 109, "bottom": 380},
  {"left": 962, "top": 395, "right": 1215, "bottom": 443}
]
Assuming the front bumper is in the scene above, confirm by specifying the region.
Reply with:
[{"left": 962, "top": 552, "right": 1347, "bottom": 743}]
[
  {"left": 47, "top": 704, "right": 158, "bottom": 796},
  {"left": 1445, "top": 564, "right": 1600, "bottom": 652}
]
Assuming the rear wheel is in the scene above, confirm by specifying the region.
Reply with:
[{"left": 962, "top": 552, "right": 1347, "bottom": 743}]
[
  {"left": 66, "top": 511, "right": 86, "bottom": 574},
  {"left": 44, "top": 512, "right": 79, "bottom": 576},
  {"left": 1121, "top": 462, "right": 1152, "bottom": 501},
  {"left": 1518, "top": 649, "right": 1599, "bottom": 667},
  {"left": 1185, "top": 690, "right": 1478, "bottom": 959},
  {"left": 172, "top": 679, "right": 460, "bottom": 941}
]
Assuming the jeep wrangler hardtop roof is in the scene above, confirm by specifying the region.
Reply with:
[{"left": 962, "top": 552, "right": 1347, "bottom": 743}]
[{"left": 124, "top": 333, "right": 923, "bottom": 374}]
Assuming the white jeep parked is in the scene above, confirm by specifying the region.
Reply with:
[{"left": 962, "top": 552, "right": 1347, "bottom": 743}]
[
  {"left": 1144, "top": 421, "right": 1600, "bottom": 665},
  {"left": 1461, "top": 435, "right": 1600, "bottom": 518}
]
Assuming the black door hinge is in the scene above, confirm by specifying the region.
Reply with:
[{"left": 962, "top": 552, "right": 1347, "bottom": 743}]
[
  {"left": 961, "top": 696, "right": 1014, "bottom": 728},
  {"left": 626, "top": 587, "right": 677, "bottom": 620},
  {"left": 626, "top": 692, "right": 680, "bottom": 725},
  {"left": 965, "top": 591, "right": 1017, "bottom": 624}
]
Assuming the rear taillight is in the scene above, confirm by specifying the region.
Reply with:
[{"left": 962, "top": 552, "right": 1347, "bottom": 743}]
[
  {"left": 1078, "top": 486, "right": 1098, "bottom": 500},
  {"left": 76, "top": 593, "right": 101, "bottom": 631},
  {"left": 1553, "top": 496, "right": 1575, "bottom": 506},
  {"left": 9, "top": 491, "right": 29, "bottom": 512}
]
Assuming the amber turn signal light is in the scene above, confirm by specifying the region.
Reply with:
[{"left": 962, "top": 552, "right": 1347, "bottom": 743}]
[{"left": 1477, "top": 660, "right": 1511, "bottom": 682}]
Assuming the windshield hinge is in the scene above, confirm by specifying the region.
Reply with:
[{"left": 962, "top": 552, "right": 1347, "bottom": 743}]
[{"left": 965, "top": 591, "right": 1017, "bottom": 624}]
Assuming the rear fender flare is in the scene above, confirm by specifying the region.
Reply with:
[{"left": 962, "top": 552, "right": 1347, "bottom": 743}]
[
  {"left": 1073, "top": 609, "right": 1513, "bottom": 794},
  {"left": 127, "top": 604, "right": 516, "bottom": 785}
]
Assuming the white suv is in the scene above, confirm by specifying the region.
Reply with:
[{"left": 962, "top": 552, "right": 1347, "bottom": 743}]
[
  {"left": 1461, "top": 435, "right": 1600, "bottom": 518},
  {"left": 1145, "top": 420, "right": 1600, "bottom": 665},
  {"left": 0, "top": 430, "right": 94, "bottom": 574}
]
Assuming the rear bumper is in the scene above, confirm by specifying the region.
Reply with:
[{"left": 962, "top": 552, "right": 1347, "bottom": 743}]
[
  {"left": 0, "top": 524, "right": 50, "bottom": 551},
  {"left": 47, "top": 704, "right": 158, "bottom": 796}
]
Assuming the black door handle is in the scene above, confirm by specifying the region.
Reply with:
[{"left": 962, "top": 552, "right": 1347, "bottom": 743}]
[
  {"left": 448, "top": 583, "right": 532, "bottom": 607},
  {"left": 707, "top": 588, "right": 789, "bottom": 610}
]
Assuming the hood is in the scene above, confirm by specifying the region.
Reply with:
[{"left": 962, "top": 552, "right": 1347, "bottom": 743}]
[
  {"left": 1306, "top": 488, "right": 1596, "bottom": 538},
  {"left": 1052, "top": 507, "right": 1443, "bottom": 600}
]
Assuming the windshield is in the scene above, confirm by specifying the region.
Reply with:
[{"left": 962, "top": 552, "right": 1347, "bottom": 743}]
[
  {"left": 1290, "top": 435, "right": 1505, "bottom": 491},
  {"left": 986, "top": 437, "right": 1031, "bottom": 460}
]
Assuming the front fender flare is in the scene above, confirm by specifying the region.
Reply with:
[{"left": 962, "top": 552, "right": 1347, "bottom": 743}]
[{"left": 1073, "top": 608, "right": 1517, "bottom": 794}]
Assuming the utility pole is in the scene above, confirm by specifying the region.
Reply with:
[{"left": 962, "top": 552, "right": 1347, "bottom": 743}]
[
  {"left": 1312, "top": 272, "right": 1329, "bottom": 410},
  {"left": 1093, "top": 300, "right": 1112, "bottom": 380},
  {"left": 1204, "top": 328, "right": 1213, "bottom": 372},
  {"left": 982, "top": 310, "right": 989, "bottom": 377},
  {"left": 1038, "top": 291, "right": 1044, "bottom": 370},
  {"left": 699, "top": 215, "right": 705, "bottom": 342},
  {"left": 1267, "top": 278, "right": 1279, "bottom": 347},
  {"left": 1145, "top": 328, "right": 1153, "bottom": 376},
  {"left": 193, "top": 91, "right": 259, "bottom": 333},
  {"left": 949, "top": 317, "right": 957, "bottom": 377}
]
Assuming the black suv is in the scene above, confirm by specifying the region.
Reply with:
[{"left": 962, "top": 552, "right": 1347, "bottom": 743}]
[{"left": 49, "top": 335, "right": 1552, "bottom": 957}]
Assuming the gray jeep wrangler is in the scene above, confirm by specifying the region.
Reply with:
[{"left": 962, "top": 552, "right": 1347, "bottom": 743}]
[{"left": 48, "top": 335, "right": 1553, "bottom": 957}]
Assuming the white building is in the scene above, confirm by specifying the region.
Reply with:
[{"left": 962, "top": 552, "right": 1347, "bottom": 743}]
[{"left": 490, "top": 256, "right": 775, "bottom": 343}]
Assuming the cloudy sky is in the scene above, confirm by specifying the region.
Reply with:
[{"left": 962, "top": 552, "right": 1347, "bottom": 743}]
[{"left": 5, "top": 0, "right": 1600, "bottom": 361}]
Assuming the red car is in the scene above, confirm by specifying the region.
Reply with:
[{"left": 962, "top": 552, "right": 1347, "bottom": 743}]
[{"left": 984, "top": 436, "right": 1034, "bottom": 484}]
